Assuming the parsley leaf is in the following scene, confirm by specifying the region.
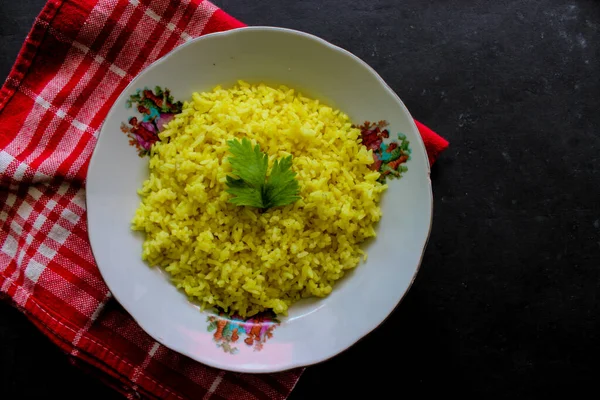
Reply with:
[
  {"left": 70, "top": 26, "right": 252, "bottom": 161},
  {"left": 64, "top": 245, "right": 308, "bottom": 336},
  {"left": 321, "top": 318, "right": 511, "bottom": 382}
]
[
  {"left": 227, "top": 137, "right": 268, "bottom": 187},
  {"left": 264, "top": 155, "right": 301, "bottom": 208},
  {"left": 225, "top": 176, "right": 264, "bottom": 207},
  {"left": 226, "top": 138, "right": 301, "bottom": 210}
]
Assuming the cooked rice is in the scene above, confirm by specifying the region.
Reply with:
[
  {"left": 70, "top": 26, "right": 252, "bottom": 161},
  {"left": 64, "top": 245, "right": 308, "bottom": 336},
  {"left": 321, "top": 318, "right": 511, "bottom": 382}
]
[{"left": 132, "top": 81, "right": 386, "bottom": 316}]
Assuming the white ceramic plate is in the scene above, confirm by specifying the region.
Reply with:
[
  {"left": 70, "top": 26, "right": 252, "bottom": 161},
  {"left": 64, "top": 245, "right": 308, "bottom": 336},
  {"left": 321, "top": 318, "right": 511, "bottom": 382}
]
[{"left": 87, "top": 27, "right": 432, "bottom": 373}]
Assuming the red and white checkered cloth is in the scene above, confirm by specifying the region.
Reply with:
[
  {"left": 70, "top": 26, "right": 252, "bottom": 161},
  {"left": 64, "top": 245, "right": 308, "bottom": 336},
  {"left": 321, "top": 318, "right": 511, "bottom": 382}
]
[{"left": 0, "top": 0, "right": 448, "bottom": 399}]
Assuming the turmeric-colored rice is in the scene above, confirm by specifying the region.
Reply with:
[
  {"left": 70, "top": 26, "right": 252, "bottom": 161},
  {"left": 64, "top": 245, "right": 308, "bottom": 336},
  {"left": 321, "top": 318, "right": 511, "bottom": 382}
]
[{"left": 132, "top": 81, "right": 386, "bottom": 316}]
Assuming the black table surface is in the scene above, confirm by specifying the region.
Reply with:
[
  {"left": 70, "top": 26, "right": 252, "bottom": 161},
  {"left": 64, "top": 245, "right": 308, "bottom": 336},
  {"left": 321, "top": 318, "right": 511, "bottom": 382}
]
[{"left": 2, "top": 0, "right": 599, "bottom": 398}]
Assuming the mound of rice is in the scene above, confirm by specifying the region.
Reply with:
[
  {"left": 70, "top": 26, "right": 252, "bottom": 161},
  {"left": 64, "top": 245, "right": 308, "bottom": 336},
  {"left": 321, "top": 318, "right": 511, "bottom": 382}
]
[{"left": 132, "top": 81, "right": 387, "bottom": 316}]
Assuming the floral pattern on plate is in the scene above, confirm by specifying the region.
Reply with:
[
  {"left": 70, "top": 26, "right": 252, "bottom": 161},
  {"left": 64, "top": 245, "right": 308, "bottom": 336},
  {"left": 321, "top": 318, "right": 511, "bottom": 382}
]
[
  {"left": 121, "top": 87, "right": 182, "bottom": 156},
  {"left": 357, "top": 120, "right": 411, "bottom": 182},
  {"left": 207, "top": 310, "right": 279, "bottom": 354}
]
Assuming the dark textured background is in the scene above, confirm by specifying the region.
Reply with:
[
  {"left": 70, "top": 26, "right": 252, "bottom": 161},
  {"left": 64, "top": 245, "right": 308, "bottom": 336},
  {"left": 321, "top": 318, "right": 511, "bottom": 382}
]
[{"left": 2, "top": 0, "right": 600, "bottom": 398}]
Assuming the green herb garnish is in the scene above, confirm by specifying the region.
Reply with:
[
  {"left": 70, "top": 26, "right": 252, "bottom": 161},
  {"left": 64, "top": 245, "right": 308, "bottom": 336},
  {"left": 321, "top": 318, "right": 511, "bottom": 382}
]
[{"left": 226, "top": 138, "right": 301, "bottom": 210}]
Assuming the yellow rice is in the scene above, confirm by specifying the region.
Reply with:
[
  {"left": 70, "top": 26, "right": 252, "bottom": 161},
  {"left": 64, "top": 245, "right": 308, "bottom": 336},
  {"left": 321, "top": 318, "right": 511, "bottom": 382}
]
[{"left": 132, "top": 81, "right": 387, "bottom": 317}]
